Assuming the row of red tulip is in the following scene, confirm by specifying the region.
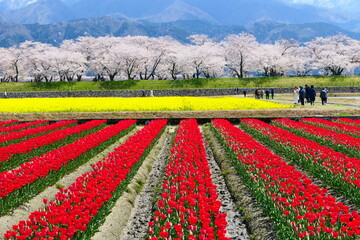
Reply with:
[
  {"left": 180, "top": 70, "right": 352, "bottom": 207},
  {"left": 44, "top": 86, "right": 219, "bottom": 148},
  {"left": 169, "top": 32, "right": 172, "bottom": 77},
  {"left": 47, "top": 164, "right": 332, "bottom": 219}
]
[
  {"left": 245, "top": 118, "right": 360, "bottom": 188},
  {"left": 300, "top": 118, "right": 360, "bottom": 137},
  {"left": 0, "top": 119, "right": 135, "bottom": 199},
  {"left": 242, "top": 118, "right": 360, "bottom": 206},
  {"left": 0, "top": 120, "right": 77, "bottom": 145},
  {"left": 147, "top": 119, "right": 230, "bottom": 240},
  {"left": 0, "top": 120, "right": 19, "bottom": 127},
  {"left": 272, "top": 118, "right": 360, "bottom": 152},
  {"left": 212, "top": 119, "right": 360, "bottom": 239},
  {"left": 0, "top": 120, "right": 48, "bottom": 134},
  {"left": 334, "top": 118, "right": 360, "bottom": 126},
  {"left": 0, "top": 120, "right": 106, "bottom": 163},
  {"left": 4, "top": 119, "right": 166, "bottom": 240}
]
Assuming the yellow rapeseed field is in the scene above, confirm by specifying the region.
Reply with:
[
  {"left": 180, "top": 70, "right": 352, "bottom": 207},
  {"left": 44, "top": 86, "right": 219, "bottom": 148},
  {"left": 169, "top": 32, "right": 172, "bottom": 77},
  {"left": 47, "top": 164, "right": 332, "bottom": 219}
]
[{"left": 0, "top": 97, "right": 291, "bottom": 113}]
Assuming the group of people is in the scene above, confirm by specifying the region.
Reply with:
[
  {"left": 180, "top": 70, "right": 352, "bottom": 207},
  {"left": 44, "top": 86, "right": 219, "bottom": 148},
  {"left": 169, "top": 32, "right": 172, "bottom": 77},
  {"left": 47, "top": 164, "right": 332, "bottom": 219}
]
[
  {"left": 254, "top": 89, "right": 274, "bottom": 99},
  {"left": 234, "top": 88, "right": 274, "bottom": 99},
  {"left": 293, "top": 85, "right": 329, "bottom": 105}
]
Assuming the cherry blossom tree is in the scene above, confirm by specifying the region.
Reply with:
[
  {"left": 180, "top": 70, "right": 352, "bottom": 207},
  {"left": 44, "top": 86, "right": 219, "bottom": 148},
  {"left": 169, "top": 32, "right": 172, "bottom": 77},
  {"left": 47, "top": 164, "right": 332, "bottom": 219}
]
[
  {"left": 222, "top": 33, "right": 259, "bottom": 78},
  {"left": 19, "top": 42, "right": 59, "bottom": 82},
  {"left": 255, "top": 39, "right": 297, "bottom": 77},
  {"left": 2, "top": 33, "right": 360, "bottom": 82},
  {"left": 183, "top": 35, "right": 225, "bottom": 79},
  {"left": 287, "top": 45, "right": 315, "bottom": 76},
  {"left": 129, "top": 36, "right": 169, "bottom": 80},
  {"left": 54, "top": 47, "right": 87, "bottom": 81},
  {"left": 306, "top": 35, "right": 357, "bottom": 75},
  {"left": 0, "top": 48, "right": 20, "bottom": 82}
]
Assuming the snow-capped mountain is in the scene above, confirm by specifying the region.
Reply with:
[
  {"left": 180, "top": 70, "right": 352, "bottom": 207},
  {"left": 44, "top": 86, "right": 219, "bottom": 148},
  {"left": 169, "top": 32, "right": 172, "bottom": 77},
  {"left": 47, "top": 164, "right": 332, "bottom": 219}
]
[
  {"left": 3, "top": 0, "right": 74, "bottom": 24},
  {"left": 0, "top": 0, "right": 38, "bottom": 11},
  {"left": 146, "top": 1, "right": 218, "bottom": 24},
  {"left": 0, "top": 0, "right": 359, "bottom": 32}
]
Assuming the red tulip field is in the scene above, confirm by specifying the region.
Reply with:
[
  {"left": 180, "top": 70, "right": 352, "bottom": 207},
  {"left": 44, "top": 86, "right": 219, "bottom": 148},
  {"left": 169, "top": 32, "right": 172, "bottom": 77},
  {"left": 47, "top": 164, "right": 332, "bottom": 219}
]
[{"left": 0, "top": 117, "right": 360, "bottom": 240}]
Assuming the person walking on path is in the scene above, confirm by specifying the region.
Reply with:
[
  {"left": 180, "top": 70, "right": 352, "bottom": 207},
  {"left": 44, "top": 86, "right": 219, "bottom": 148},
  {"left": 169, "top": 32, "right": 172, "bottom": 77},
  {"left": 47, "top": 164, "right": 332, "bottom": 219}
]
[
  {"left": 271, "top": 89, "right": 274, "bottom": 99},
  {"left": 305, "top": 84, "right": 310, "bottom": 103},
  {"left": 243, "top": 89, "right": 247, "bottom": 97},
  {"left": 293, "top": 86, "right": 300, "bottom": 104},
  {"left": 299, "top": 86, "right": 306, "bottom": 105},
  {"left": 309, "top": 85, "right": 316, "bottom": 105},
  {"left": 265, "top": 89, "right": 270, "bottom": 99},
  {"left": 320, "top": 88, "right": 328, "bottom": 105}
]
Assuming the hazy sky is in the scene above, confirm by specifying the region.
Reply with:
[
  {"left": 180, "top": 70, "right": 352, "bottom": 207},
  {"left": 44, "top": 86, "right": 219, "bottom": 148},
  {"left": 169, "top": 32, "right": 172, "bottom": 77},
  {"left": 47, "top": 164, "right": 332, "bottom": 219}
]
[{"left": 286, "top": 0, "right": 354, "bottom": 8}]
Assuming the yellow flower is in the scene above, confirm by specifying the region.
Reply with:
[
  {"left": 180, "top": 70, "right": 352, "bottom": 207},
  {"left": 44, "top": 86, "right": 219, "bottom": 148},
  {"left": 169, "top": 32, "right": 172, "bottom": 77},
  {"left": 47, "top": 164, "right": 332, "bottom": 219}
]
[{"left": 0, "top": 97, "right": 291, "bottom": 113}]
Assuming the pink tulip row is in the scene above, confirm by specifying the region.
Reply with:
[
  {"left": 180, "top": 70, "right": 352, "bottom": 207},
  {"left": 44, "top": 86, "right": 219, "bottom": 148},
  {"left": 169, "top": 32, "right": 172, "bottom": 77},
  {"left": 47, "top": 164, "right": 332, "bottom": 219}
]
[
  {"left": 147, "top": 119, "right": 230, "bottom": 240},
  {"left": 213, "top": 119, "right": 360, "bottom": 239},
  {"left": 0, "top": 120, "right": 106, "bottom": 163},
  {"left": 4, "top": 119, "right": 166, "bottom": 240},
  {"left": 0, "top": 120, "right": 77, "bottom": 145}
]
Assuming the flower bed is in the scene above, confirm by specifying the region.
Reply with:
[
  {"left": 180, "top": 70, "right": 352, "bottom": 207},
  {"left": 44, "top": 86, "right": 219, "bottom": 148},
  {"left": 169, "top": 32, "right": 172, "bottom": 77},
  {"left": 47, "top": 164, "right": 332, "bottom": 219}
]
[
  {"left": 334, "top": 118, "right": 360, "bottom": 127},
  {"left": 0, "top": 120, "right": 136, "bottom": 216},
  {"left": 147, "top": 119, "right": 230, "bottom": 240},
  {"left": 211, "top": 119, "right": 360, "bottom": 239},
  {"left": 0, "top": 120, "right": 18, "bottom": 127},
  {"left": 0, "top": 120, "right": 106, "bottom": 172},
  {"left": 272, "top": 118, "right": 360, "bottom": 159},
  {"left": 0, "top": 97, "right": 291, "bottom": 113},
  {"left": 0, "top": 120, "right": 76, "bottom": 147},
  {"left": 4, "top": 119, "right": 166, "bottom": 239},
  {"left": 241, "top": 118, "right": 360, "bottom": 206},
  {"left": 300, "top": 118, "right": 360, "bottom": 137},
  {"left": 0, "top": 120, "right": 48, "bottom": 134}
]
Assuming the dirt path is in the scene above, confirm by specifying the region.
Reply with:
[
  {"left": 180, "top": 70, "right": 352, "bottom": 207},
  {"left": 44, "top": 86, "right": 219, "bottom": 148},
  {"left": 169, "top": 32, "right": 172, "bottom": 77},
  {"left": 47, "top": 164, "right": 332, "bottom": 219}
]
[
  {"left": 201, "top": 126, "right": 249, "bottom": 240},
  {"left": 0, "top": 126, "right": 141, "bottom": 237},
  {"left": 93, "top": 126, "right": 174, "bottom": 240},
  {"left": 120, "top": 125, "right": 249, "bottom": 240}
]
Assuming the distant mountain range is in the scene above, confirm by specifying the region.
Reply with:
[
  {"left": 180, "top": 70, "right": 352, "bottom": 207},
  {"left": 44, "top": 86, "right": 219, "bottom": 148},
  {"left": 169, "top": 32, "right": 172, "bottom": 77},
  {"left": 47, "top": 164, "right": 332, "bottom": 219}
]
[
  {"left": 0, "top": 17, "right": 358, "bottom": 47},
  {"left": 0, "top": 0, "right": 360, "bottom": 47},
  {"left": 0, "top": 0, "right": 359, "bottom": 29}
]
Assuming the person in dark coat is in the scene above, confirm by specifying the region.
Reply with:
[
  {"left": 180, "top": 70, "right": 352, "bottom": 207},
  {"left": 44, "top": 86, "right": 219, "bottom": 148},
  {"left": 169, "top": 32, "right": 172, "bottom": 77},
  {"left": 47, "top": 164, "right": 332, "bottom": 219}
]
[
  {"left": 243, "top": 89, "right": 247, "bottom": 97},
  {"left": 320, "top": 88, "right": 328, "bottom": 105},
  {"left": 271, "top": 89, "right": 274, "bottom": 99},
  {"left": 299, "top": 86, "right": 306, "bottom": 105},
  {"left": 305, "top": 84, "right": 310, "bottom": 103},
  {"left": 265, "top": 90, "right": 270, "bottom": 99},
  {"left": 309, "top": 85, "right": 316, "bottom": 105}
]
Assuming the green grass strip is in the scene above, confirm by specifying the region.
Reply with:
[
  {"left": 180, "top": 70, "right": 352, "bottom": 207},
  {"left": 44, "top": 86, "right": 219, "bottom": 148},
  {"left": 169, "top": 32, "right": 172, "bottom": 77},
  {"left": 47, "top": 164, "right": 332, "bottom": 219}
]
[{"left": 0, "top": 75, "right": 359, "bottom": 92}]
